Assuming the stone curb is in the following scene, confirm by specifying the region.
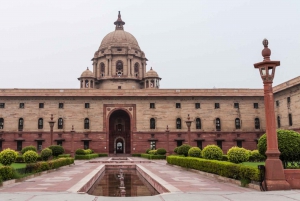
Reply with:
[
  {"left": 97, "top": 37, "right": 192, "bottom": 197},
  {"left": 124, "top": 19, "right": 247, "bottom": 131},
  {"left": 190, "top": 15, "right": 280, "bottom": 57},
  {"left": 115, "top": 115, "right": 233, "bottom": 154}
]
[{"left": 166, "top": 163, "right": 261, "bottom": 191}]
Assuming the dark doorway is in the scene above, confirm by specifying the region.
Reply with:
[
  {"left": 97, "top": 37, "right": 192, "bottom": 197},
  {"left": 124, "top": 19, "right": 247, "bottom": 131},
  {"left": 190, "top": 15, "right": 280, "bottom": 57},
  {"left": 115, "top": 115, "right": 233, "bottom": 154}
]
[{"left": 109, "top": 110, "right": 131, "bottom": 154}]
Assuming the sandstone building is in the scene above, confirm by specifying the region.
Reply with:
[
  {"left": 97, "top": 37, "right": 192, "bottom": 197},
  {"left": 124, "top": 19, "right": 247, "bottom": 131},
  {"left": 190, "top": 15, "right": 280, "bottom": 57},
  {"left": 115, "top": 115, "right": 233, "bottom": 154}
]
[{"left": 0, "top": 12, "right": 299, "bottom": 155}]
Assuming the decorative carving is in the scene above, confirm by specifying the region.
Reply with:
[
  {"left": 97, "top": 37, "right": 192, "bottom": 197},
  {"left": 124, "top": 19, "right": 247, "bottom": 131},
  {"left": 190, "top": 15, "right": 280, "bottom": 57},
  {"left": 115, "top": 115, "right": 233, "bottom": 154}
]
[
  {"left": 107, "top": 108, "right": 111, "bottom": 111},
  {"left": 129, "top": 107, "right": 132, "bottom": 111}
]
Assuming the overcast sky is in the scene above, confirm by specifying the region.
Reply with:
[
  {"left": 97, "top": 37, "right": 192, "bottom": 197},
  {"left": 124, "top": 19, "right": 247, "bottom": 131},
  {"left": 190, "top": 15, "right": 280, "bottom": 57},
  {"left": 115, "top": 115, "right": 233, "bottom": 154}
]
[{"left": 0, "top": 0, "right": 300, "bottom": 89}]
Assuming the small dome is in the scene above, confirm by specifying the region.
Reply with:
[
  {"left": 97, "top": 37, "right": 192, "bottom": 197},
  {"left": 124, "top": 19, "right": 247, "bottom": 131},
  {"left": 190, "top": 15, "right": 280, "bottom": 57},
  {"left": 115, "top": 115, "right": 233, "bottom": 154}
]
[
  {"left": 80, "top": 67, "right": 94, "bottom": 78},
  {"left": 145, "top": 67, "right": 159, "bottom": 78},
  {"left": 99, "top": 30, "right": 140, "bottom": 50}
]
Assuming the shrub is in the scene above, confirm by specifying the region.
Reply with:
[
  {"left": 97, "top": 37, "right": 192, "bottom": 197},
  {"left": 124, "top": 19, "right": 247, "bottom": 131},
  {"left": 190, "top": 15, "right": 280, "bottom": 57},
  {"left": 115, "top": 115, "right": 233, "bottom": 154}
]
[
  {"left": 150, "top": 155, "right": 166, "bottom": 159},
  {"left": 26, "top": 158, "right": 74, "bottom": 173},
  {"left": 21, "top": 146, "right": 37, "bottom": 155},
  {"left": 174, "top": 147, "right": 179, "bottom": 154},
  {"left": 84, "top": 149, "right": 93, "bottom": 155},
  {"left": 15, "top": 155, "right": 24, "bottom": 163},
  {"left": 188, "top": 147, "right": 201, "bottom": 157},
  {"left": 202, "top": 145, "right": 223, "bottom": 160},
  {"left": 148, "top": 150, "right": 157, "bottom": 155},
  {"left": 141, "top": 154, "right": 150, "bottom": 159},
  {"left": 227, "top": 147, "right": 249, "bottom": 164},
  {"left": 0, "top": 148, "right": 18, "bottom": 166},
  {"left": 40, "top": 148, "right": 52, "bottom": 161},
  {"left": 48, "top": 145, "right": 65, "bottom": 157},
  {"left": 132, "top": 154, "right": 141, "bottom": 157},
  {"left": 221, "top": 155, "right": 228, "bottom": 161},
  {"left": 36, "top": 161, "right": 50, "bottom": 172},
  {"left": 146, "top": 149, "right": 151, "bottom": 154},
  {"left": 248, "top": 150, "right": 266, "bottom": 162},
  {"left": 258, "top": 129, "right": 300, "bottom": 166},
  {"left": 75, "top": 149, "right": 85, "bottom": 155},
  {"left": 156, "top": 148, "right": 167, "bottom": 155},
  {"left": 177, "top": 144, "right": 192, "bottom": 157},
  {"left": 0, "top": 166, "right": 14, "bottom": 181},
  {"left": 23, "top": 150, "right": 39, "bottom": 163}
]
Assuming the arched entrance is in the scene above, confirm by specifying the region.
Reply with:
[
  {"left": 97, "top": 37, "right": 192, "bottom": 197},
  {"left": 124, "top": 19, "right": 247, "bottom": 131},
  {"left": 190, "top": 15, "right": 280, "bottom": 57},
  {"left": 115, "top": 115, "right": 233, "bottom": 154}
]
[{"left": 109, "top": 110, "right": 131, "bottom": 154}]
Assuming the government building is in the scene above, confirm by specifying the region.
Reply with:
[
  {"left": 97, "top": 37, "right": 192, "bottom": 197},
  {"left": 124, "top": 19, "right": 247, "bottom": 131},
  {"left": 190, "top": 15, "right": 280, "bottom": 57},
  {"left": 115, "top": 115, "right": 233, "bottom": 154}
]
[{"left": 0, "top": 12, "right": 299, "bottom": 155}]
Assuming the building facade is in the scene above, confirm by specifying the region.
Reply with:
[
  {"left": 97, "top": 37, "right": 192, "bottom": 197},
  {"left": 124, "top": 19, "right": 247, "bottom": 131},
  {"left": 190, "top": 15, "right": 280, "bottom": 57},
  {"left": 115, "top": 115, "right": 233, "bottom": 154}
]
[{"left": 0, "top": 12, "right": 299, "bottom": 155}]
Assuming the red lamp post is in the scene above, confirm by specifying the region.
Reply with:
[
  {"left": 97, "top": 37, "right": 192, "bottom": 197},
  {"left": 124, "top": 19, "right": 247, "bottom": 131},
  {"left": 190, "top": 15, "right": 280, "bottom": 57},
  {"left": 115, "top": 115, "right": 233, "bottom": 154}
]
[
  {"left": 71, "top": 125, "right": 75, "bottom": 157},
  {"left": 48, "top": 114, "right": 56, "bottom": 146},
  {"left": 166, "top": 125, "right": 170, "bottom": 155},
  {"left": 185, "top": 114, "right": 193, "bottom": 145},
  {"left": 253, "top": 39, "right": 290, "bottom": 190}
]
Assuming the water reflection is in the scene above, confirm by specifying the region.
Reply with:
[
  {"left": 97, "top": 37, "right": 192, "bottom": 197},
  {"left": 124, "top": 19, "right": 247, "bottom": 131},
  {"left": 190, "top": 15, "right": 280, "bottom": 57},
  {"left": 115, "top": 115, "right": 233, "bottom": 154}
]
[{"left": 88, "top": 169, "right": 159, "bottom": 197}]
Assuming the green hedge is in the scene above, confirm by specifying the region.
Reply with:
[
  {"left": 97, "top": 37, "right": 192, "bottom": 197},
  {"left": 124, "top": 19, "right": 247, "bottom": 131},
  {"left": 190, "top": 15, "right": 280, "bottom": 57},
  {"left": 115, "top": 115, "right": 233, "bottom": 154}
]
[
  {"left": 75, "top": 154, "right": 99, "bottom": 160},
  {"left": 98, "top": 153, "right": 108, "bottom": 157},
  {"left": 167, "top": 156, "right": 260, "bottom": 182},
  {"left": 58, "top": 154, "right": 71, "bottom": 158},
  {"left": 141, "top": 154, "right": 166, "bottom": 159},
  {"left": 132, "top": 154, "right": 141, "bottom": 157},
  {"left": 26, "top": 157, "right": 74, "bottom": 173}
]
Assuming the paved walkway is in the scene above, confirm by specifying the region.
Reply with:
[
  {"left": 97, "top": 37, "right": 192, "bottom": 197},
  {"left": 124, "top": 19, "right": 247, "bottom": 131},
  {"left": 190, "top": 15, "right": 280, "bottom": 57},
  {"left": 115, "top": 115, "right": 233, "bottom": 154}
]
[{"left": 0, "top": 157, "right": 299, "bottom": 201}]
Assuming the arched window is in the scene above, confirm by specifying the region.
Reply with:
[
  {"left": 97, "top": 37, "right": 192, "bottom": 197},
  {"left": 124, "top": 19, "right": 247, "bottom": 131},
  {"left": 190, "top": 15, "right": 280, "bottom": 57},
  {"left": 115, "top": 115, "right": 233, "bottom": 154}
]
[
  {"left": 216, "top": 118, "right": 221, "bottom": 131},
  {"left": 85, "top": 80, "right": 89, "bottom": 88},
  {"left": 90, "top": 80, "right": 93, "bottom": 88},
  {"left": 255, "top": 118, "right": 260, "bottom": 129},
  {"left": 116, "top": 61, "right": 123, "bottom": 77},
  {"left": 277, "top": 116, "right": 281, "bottom": 128},
  {"left": 235, "top": 118, "right": 241, "bottom": 129},
  {"left": 150, "top": 118, "right": 155, "bottom": 129},
  {"left": 58, "top": 118, "right": 63, "bottom": 129},
  {"left": 18, "top": 118, "right": 23, "bottom": 131},
  {"left": 176, "top": 118, "right": 181, "bottom": 129},
  {"left": 196, "top": 118, "right": 201, "bottom": 129},
  {"left": 38, "top": 118, "right": 43, "bottom": 129},
  {"left": 0, "top": 118, "right": 4, "bottom": 129},
  {"left": 100, "top": 62, "right": 105, "bottom": 76},
  {"left": 81, "top": 80, "right": 83, "bottom": 88},
  {"left": 84, "top": 118, "right": 89, "bottom": 129},
  {"left": 134, "top": 63, "right": 139, "bottom": 77}
]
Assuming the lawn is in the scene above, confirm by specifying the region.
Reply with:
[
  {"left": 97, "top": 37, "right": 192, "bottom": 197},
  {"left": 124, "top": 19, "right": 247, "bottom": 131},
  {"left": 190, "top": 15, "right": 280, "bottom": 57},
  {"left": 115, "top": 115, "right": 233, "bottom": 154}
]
[
  {"left": 241, "top": 162, "right": 265, "bottom": 168},
  {"left": 0, "top": 163, "right": 26, "bottom": 169}
]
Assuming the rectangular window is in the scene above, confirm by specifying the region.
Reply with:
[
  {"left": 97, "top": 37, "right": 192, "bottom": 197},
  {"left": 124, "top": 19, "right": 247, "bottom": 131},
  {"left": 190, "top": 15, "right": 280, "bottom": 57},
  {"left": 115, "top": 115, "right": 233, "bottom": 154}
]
[
  {"left": 254, "top": 103, "right": 259, "bottom": 109},
  {"left": 287, "top": 97, "right": 291, "bottom": 104},
  {"left": 19, "top": 103, "right": 24, "bottom": 108},
  {"left": 289, "top": 113, "right": 293, "bottom": 126},
  {"left": 59, "top": 103, "right": 64, "bottom": 109},
  {"left": 176, "top": 140, "right": 183, "bottom": 147},
  {"left": 57, "top": 140, "right": 63, "bottom": 146},
  {"left": 150, "top": 141, "right": 156, "bottom": 150},
  {"left": 0, "top": 103, "right": 5, "bottom": 108},
  {"left": 215, "top": 103, "right": 220, "bottom": 109},
  {"left": 150, "top": 103, "right": 155, "bottom": 109},
  {"left": 85, "top": 103, "right": 90, "bottom": 108},
  {"left": 195, "top": 103, "right": 200, "bottom": 109},
  {"left": 118, "top": 86, "right": 121, "bottom": 89},
  {"left": 37, "top": 141, "right": 42, "bottom": 151},
  {"left": 234, "top": 103, "right": 239, "bottom": 108},
  {"left": 176, "top": 103, "right": 181, "bottom": 108},
  {"left": 237, "top": 140, "right": 242, "bottom": 148},
  {"left": 84, "top": 141, "right": 89, "bottom": 149},
  {"left": 276, "top": 100, "right": 279, "bottom": 107},
  {"left": 39, "top": 103, "right": 44, "bottom": 108},
  {"left": 17, "top": 141, "right": 22, "bottom": 151},
  {"left": 216, "top": 140, "right": 222, "bottom": 149},
  {"left": 197, "top": 141, "right": 202, "bottom": 149}
]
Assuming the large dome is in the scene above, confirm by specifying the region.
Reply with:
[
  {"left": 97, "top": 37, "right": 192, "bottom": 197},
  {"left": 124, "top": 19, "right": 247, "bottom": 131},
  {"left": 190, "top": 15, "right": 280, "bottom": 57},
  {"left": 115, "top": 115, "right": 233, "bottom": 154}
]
[{"left": 99, "top": 30, "right": 140, "bottom": 50}]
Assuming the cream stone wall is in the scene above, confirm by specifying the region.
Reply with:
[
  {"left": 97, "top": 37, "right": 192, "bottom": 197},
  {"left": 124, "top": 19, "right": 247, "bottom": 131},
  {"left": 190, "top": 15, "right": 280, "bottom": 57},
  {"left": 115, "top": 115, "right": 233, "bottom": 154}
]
[{"left": 0, "top": 95, "right": 265, "bottom": 133}]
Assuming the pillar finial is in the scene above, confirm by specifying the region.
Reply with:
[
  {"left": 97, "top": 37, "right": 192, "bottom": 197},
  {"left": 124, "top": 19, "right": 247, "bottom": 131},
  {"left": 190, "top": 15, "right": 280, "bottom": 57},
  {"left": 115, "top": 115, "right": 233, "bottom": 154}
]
[{"left": 262, "top": 38, "right": 271, "bottom": 61}]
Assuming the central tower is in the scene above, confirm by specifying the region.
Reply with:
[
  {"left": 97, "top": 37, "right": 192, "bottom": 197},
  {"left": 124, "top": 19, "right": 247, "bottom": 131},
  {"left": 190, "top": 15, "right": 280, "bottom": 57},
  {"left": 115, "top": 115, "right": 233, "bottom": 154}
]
[{"left": 91, "top": 11, "right": 148, "bottom": 89}]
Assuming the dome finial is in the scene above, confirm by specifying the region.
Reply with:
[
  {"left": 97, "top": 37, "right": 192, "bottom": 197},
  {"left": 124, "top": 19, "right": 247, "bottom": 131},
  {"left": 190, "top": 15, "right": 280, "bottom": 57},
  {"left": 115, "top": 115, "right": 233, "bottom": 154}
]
[
  {"left": 87, "top": 67, "right": 89, "bottom": 70},
  {"left": 114, "top": 11, "right": 125, "bottom": 30},
  {"left": 150, "top": 67, "right": 153, "bottom": 70},
  {"left": 262, "top": 38, "right": 271, "bottom": 61}
]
